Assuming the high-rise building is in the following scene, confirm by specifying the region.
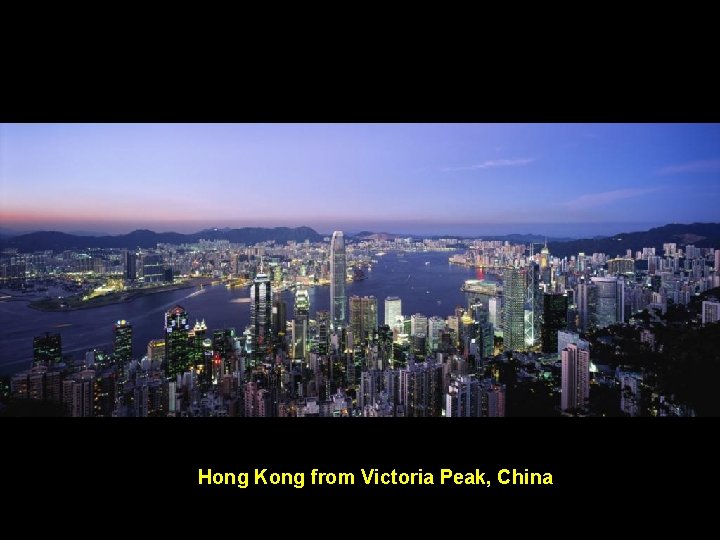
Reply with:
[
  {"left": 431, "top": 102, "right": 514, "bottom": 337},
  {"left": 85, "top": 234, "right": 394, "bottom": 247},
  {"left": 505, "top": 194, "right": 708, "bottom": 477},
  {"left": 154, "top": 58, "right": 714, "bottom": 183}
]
[
  {"left": 445, "top": 375, "right": 506, "bottom": 417},
  {"left": 33, "top": 332, "right": 62, "bottom": 366},
  {"left": 384, "top": 296, "right": 402, "bottom": 329},
  {"left": 618, "top": 370, "right": 642, "bottom": 417},
  {"left": 702, "top": 301, "right": 720, "bottom": 326},
  {"left": 62, "top": 370, "right": 95, "bottom": 417},
  {"left": 557, "top": 330, "right": 590, "bottom": 356},
  {"left": 349, "top": 295, "right": 378, "bottom": 345},
  {"left": 141, "top": 252, "right": 164, "bottom": 283},
  {"left": 113, "top": 320, "right": 133, "bottom": 368},
  {"left": 272, "top": 294, "right": 287, "bottom": 343},
  {"left": 164, "top": 305, "right": 190, "bottom": 379},
  {"left": 591, "top": 276, "right": 624, "bottom": 328},
  {"left": 295, "top": 287, "right": 310, "bottom": 320},
  {"left": 427, "top": 316, "right": 446, "bottom": 354},
  {"left": 525, "top": 262, "right": 541, "bottom": 347},
  {"left": 147, "top": 339, "right": 166, "bottom": 363},
  {"left": 503, "top": 266, "right": 526, "bottom": 352},
  {"left": 607, "top": 258, "right": 635, "bottom": 276},
  {"left": 715, "top": 249, "right": 720, "bottom": 273},
  {"left": 316, "top": 310, "right": 329, "bottom": 355},
  {"left": 250, "top": 271, "right": 272, "bottom": 365},
  {"left": 329, "top": 231, "right": 346, "bottom": 329},
  {"left": 113, "top": 320, "right": 132, "bottom": 377},
  {"left": 125, "top": 250, "right": 137, "bottom": 280},
  {"left": 410, "top": 313, "right": 428, "bottom": 337},
  {"left": 541, "top": 294, "right": 567, "bottom": 353},
  {"left": 399, "top": 361, "right": 444, "bottom": 417},
  {"left": 561, "top": 343, "right": 590, "bottom": 412}
]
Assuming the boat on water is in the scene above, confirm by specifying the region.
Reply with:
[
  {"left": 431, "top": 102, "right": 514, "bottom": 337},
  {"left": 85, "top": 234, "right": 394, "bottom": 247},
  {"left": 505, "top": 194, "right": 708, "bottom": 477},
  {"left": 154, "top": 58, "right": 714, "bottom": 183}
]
[{"left": 425, "top": 261, "right": 430, "bottom": 265}]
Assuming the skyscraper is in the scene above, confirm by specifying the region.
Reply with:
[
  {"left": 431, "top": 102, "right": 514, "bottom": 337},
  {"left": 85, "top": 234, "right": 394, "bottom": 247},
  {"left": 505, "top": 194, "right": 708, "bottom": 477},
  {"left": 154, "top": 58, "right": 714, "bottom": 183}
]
[
  {"left": 250, "top": 270, "right": 272, "bottom": 365},
  {"left": 330, "top": 231, "right": 346, "bottom": 329},
  {"left": 125, "top": 250, "right": 137, "bottom": 280},
  {"left": 541, "top": 294, "right": 567, "bottom": 353},
  {"left": 165, "top": 306, "right": 190, "bottom": 379},
  {"left": 33, "top": 332, "right": 62, "bottom": 366},
  {"left": 349, "top": 295, "right": 378, "bottom": 345},
  {"left": 702, "top": 301, "right": 720, "bottom": 326},
  {"left": 384, "top": 296, "right": 402, "bottom": 329},
  {"left": 410, "top": 313, "right": 428, "bottom": 337},
  {"left": 113, "top": 319, "right": 133, "bottom": 368},
  {"left": 504, "top": 266, "right": 526, "bottom": 352},
  {"left": 591, "top": 276, "right": 624, "bottom": 328},
  {"left": 561, "top": 343, "right": 590, "bottom": 412}
]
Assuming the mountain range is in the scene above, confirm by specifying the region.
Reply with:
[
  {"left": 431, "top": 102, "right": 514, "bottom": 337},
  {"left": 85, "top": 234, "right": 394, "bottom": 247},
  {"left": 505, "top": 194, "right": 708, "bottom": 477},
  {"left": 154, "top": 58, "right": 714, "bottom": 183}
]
[
  {"left": 547, "top": 222, "right": 720, "bottom": 258},
  {"left": 0, "top": 227, "right": 324, "bottom": 252},
  {"left": 1, "top": 222, "right": 718, "bottom": 255}
]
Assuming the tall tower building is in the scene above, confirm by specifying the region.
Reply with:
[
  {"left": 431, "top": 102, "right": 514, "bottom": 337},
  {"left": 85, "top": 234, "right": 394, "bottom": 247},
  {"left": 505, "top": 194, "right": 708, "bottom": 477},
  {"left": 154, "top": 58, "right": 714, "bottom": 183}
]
[
  {"left": 164, "top": 306, "right": 190, "bottom": 379},
  {"left": 113, "top": 320, "right": 133, "bottom": 369},
  {"left": 33, "top": 332, "right": 62, "bottom": 366},
  {"left": 590, "top": 276, "right": 624, "bottom": 328},
  {"left": 541, "top": 294, "right": 567, "bottom": 353},
  {"left": 330, "top": 231, "right": 346, "bottom": 329},
  {"left": 504, "top": 266, "right": 526, "bottom": 352},
  {"left": 384, "top": 296, "right": 402, "bottom": 329},
  {"left": 295, "top": 287, "right": 310, "bottom": 321},
  {"left": 410, "top": 313, "right": 428, "bottom": 337},
  {"left": 125, "top": 250, "right": 137, "bottom": 280},
  {"left": 349, "top": 295, "right": 378, "bottom": 345},
  {"left": 561, "top": 343, "right": 590, "bottom": 412},
  {"left": 250, "top": 270, "right": 272, "bottom": 365}
]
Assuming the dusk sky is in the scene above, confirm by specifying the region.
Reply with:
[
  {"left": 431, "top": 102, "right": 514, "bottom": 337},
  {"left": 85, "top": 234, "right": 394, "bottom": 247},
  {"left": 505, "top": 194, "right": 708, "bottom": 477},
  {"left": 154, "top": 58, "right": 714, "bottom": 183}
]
[{"left": 1, "top": 123, "right": 719, "bottom": 237}]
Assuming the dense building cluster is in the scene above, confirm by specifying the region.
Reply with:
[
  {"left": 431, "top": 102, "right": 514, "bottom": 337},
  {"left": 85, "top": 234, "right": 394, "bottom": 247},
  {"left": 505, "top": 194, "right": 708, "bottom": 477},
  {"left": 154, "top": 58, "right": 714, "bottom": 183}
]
[{"left": 3, "top": 233, "right": 720, "bottom": 417}]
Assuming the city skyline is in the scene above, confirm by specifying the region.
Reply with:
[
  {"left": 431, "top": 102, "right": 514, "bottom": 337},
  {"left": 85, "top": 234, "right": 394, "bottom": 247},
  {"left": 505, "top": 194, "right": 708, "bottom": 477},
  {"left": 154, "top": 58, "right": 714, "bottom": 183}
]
[{"left": 2, "top": 123, "right": 719, "bottom": 236}]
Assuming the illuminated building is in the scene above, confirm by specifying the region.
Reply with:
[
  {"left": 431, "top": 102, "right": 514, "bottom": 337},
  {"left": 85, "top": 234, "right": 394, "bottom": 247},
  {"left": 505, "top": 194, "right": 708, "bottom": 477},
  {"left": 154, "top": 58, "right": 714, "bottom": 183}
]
[
  {"left": 410, "top": 313, "right": 428, "bottom": 337},
  {"left": 399, "top": 360, "right": 444, "bottom": 417},
  {"left": 272, "top": 294, "right": 287, "bottom": 344},
  {"left": 607, "top": 258, "right": 635, "bottom": 276},
  {"left": 164, "top": 305, "right": 190, "bottom": 379},
  {"left": 316, "top": 310, "right": 329, "bottom": 355},
  {"left": 503, "top": 266, "right": 526, "bottom": 352},
  {"left": 141, "top": 252, "right": 164, "bottom": 283},
  {"left": 113, "top": 320, "right": 133, "bottom": 368},
  {"left": 295, "top": 288, "right": 310, "bottom": 320},
  {"left": 330, "top": 231, "right": 346, "bottom": 329},
  {"left": 212, "top": 328, "right": 236, "bottom": 377},
  {"left": 249, "top": 270, "right": 272, "bottom": 365},
  {"left": 33, "top": 332, "right": 62, "bottom": 366},
  {"left": 62, "top": 370, "right": 95, "bottom": 417},
  {"left": 10, "top": 365, "right": 61, "bottom": 402},
  {"left": 702, "top": 301, "right": 720, "bottom": 326},
  {"left": 427, "top": 316, "right": 445, "bottom": 354},
  {"left": 384, "top": 296, "right": 402, "bottom": 330},
  {"left": 349, "top": 295, "right": 378, "bottom": 345},
  {"left": 147, "top": 339, "right": 166, "bottom": 363},
  {"left": 561, "top": 343, "right": 590, "bottom": 412}
]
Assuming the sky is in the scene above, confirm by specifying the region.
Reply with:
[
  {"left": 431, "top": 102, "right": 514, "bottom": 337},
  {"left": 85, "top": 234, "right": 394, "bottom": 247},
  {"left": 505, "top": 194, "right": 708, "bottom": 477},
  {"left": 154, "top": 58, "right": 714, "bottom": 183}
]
[{"left": 1, "top": 123, "right": 719, "bottom": 237}]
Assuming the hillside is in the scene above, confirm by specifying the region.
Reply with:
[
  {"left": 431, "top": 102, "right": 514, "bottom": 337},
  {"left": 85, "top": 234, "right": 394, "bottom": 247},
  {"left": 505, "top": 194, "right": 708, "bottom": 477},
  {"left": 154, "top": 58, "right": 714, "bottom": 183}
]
[
  {"left": 548, "top": 222, "right": 720, "bottom": 258},
  {"left": 0, "top": 227, "right": 324, "bottom": 252}
]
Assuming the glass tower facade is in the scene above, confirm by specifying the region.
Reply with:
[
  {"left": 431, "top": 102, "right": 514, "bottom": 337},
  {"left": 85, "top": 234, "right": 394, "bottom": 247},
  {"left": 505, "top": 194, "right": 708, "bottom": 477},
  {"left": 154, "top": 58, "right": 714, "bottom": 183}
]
[{"left": 330, "top": 231, "right": 346, "bottom": 329}]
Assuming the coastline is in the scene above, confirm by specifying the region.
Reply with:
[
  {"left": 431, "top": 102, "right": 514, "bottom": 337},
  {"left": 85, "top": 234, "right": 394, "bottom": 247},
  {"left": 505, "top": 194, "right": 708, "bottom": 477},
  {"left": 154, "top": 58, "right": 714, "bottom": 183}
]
[{"left": 27, "top": 281, "right": 205, "bottom": 312}]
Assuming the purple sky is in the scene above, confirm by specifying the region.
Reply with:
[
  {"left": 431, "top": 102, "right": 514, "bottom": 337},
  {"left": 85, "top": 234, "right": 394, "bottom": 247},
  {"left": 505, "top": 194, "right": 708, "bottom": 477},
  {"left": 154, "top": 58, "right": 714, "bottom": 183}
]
[{"left": 1, "top": 123, "right": 719, "bottom": 237}]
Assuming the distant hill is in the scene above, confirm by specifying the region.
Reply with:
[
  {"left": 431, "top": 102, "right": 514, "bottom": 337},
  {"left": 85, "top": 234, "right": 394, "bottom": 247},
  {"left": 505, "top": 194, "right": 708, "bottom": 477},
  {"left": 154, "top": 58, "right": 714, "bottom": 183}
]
[
  {"left": 0, "top": 227, "right": 323, "bottom": 252},
  {"left": 548, "top": 222, "right": 720, "bottom": 258}
]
